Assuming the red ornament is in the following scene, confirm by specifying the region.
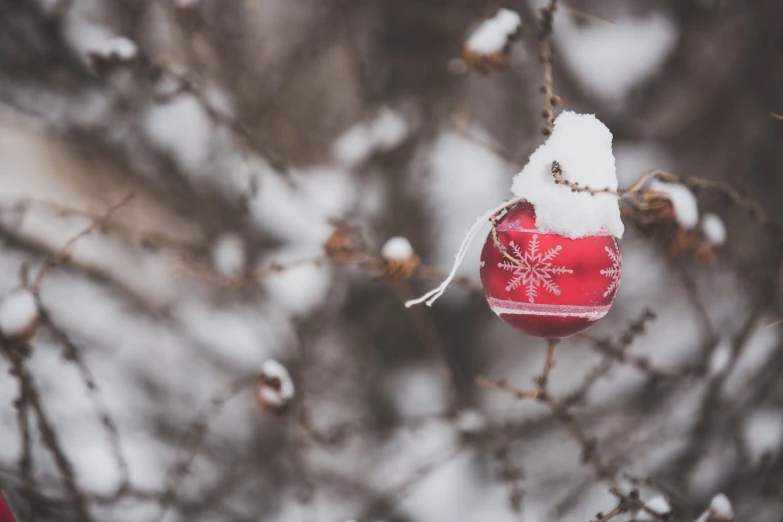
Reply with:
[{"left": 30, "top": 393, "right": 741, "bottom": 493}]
[
  {"left": 0, "top": 491, "right": 17, "bottom": 522},
  {"left": 480, "top": 202, "right": 621, "bottom": 338}
]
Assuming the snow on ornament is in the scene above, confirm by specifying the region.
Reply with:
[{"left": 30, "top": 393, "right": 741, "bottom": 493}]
[{"left": 407, "top": 112, "right": 623, "bottom": 339}]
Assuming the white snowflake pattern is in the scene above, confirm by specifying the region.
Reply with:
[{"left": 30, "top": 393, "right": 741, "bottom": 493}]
[
  {"left": 498, "top": 235, "right": 573, "bottom": 303},
  {"left": 600, "top": 246, "right": 622, "bottom": 298}
]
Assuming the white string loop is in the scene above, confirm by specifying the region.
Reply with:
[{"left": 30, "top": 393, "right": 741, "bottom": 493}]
[{"left": 405, "top": 198, "right": 523, "bottom": 308}]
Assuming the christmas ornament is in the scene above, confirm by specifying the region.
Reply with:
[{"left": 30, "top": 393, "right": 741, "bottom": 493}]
[
  {"left": 405, "top": 111, "right": 624, "bottom": 339},
  {"left": 0, "top": 491, "right": 18, "bottom": 522},
  {"left": 479, "top": 202, "right": 621, "bottom": 338}
]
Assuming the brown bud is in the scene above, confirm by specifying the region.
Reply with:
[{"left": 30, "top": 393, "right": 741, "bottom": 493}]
[
  {"left": 383, "top": 256, "right": 420, "bottom": 280},
  {"left": 380, "top": 237, "right": 419, "bottom": 280},
  {"left": 324, "top": 226, "right": 362, "bottom": 261},
  {"left": 460, "top": 47, "right": 510, "bottom": 74}
]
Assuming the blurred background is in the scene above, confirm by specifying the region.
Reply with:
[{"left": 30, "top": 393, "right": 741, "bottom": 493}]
[{"left": 0, "top": 0, "right": 782, "bottom": 521}]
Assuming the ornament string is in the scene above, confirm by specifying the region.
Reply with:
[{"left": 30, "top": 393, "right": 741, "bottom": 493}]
[{"left": 404, "top": 198, "right": 524, "bottom": 307}]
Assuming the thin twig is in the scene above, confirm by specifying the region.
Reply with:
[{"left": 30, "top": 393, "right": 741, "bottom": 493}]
[
  {"left": 31, "top": 193, "right": 135, "bottom": 290},
  {"left": 538, "top": 0, "right": 559, "bottom": 135},
  {"left": 536, "top": 338, "right": 559, "bottom": 391},
  {"left": 155, "top": 374, "right": 257, "bottom": 522},
  {"left": 39, "top": 306, "right": 132, "bottom": 490},
  {"left": 551, "top": 161, "right": 618, "bottom": 196},
  {"left": 14, "top": 366, "right": 35, "bottom": 500},
  {"left": 475, "top": 376, "right": 538, "bottom": 400},
  {"left": 1, "top": 345, "right": 93, "bottom": 521},
  {"left": 450, "top": 109, "right": 516, "bottom": 163},
  {"left": 560, "top": 5, "right": 615, "bottom": 26},
  {"left": 490, "top": 201, "right": 527, "bottom": 267}
]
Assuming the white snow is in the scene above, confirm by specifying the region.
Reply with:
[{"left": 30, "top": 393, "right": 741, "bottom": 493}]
[
  {"left": 556, "top": 12, "right": 677, "bottom": 101},
  {"left": 427, "top": 128, "right": 509, "bottom": 274},
  {"left": 261, "top": 246, "right": 331, "bottom": 317},
  {"left": 465, "top": 8, "right": 521, "bottom": 55},
  {"left": 455, "top": 409, "right": 487, "bottom": 434},
  {"left": 614, "top": 142, "right": 672, "bottom": 187},
  {"left": 510, "top": 111, "right": 624, "bottom": 239},
  {"left": 104, "top": 36, "right": 138, "bottom": 60},
  {"left": 635, "top": 496, "right": 670, "bottom": 520},
  {"left": 385, "top": 365, "right": 447, "bottom": 417},
  {"left": 381, "top": 236, "right": 414, "bottom": 260},
  {"left": 404, "top": 127, "right": 509, "bottom": 307},
  {"left": 250, "top": 165, "right": 356, "bottom": 245},
  {"left": 333, "top": 107, "right": 408, "bottom": 166},
  {"left": 743, "top": 409, "right": 783, "bottom": 464},
  {"left": 708, "top": 337, "right": 732, "bottom": 377},
  {"left": 695, "top": 493, "right": 733, "bottom": 522},
  {"left": 144, "top": 95, "right": 212, "bottom": 175},
  {"left": 212, "top": 232, "right": 246, "bottom": 278},
  {"left": 701, "top": 213, "right": 726, "bottom": 245},
  {"left": 258, "top": 359, "right": 295, "bottom": 408},
  {"left": 63, "top": 17, "right": 138, "bottom": 65},
  {"left": 0, "top": 289, "right": 38, "bottom": 339},
  {"left": 708, "top": 494, "right": 733, "bottom": 518},
  {"left": 649, "top": 180, "right": 699, "bottom": 229}
]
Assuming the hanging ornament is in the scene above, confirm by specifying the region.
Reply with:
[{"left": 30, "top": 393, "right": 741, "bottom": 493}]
[
  {"left": 480, "top": 202, "right": 621, "bottom": 338},
  {"left": 406, "top": 111, "right": 624, "bottom": 339},
  {"left": 0, "top": 490, "right": 18, "bottom": 522}
]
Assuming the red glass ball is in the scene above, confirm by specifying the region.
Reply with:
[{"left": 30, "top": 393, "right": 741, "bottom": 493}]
[{"left": 480, "top": 202, "right": 622, "bottom": 338}]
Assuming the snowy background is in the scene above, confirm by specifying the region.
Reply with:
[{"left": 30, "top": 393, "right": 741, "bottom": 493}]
[{"left": 0, "top": 0, "right": 782, "bottom": 521}]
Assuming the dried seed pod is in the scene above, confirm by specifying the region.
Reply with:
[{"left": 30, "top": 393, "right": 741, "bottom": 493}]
[
  {"left": 324, "top": 225, "right": 362, "bottom": 261},
  {"left": 460, "top": 47, "right": 510, "bottom": 74}
]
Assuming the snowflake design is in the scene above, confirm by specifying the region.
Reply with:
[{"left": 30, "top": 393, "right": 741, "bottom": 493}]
[
  {"left": 600, "top": 246, "right": 622, "bottom": 298},
  {"left": 498, "top": 235, "right": 573, "bottom": 303}
]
